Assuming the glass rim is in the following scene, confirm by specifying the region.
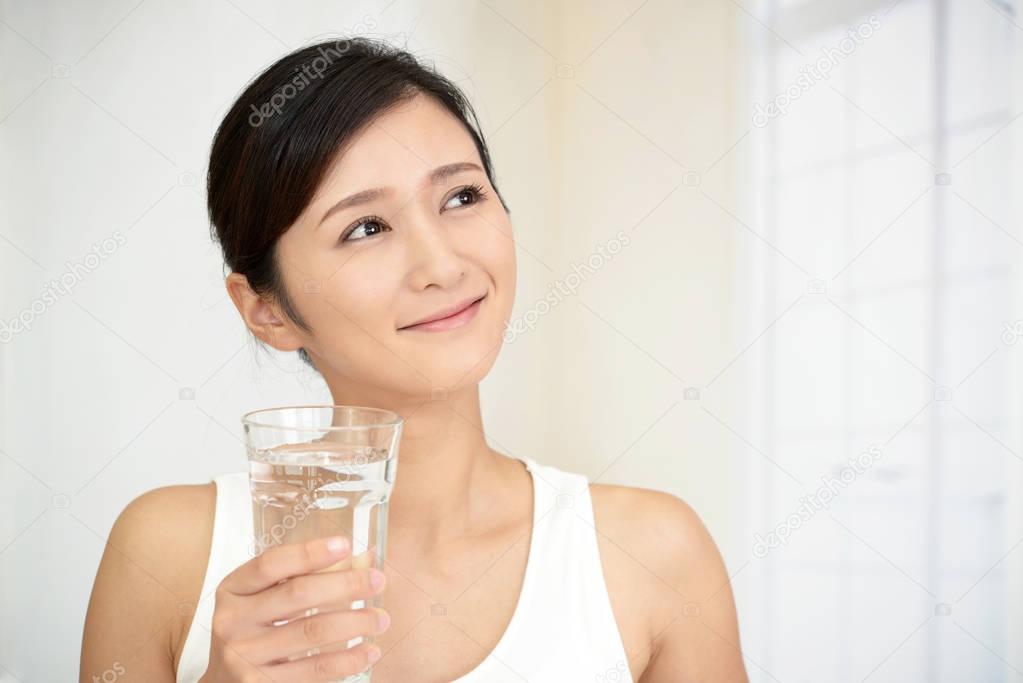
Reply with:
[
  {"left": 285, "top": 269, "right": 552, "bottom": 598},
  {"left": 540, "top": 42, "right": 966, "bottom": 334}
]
[{"left": 240, "top": 404, "right": 404, "bottom": 431}]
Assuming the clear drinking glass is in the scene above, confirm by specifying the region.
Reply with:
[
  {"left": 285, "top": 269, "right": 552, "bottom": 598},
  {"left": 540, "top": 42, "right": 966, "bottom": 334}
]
[{"left": 242, "top": 404, "right": 403, "bottom": 683}]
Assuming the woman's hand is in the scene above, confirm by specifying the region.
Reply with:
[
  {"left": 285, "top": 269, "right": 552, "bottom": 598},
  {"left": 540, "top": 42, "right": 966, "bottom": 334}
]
[{"left": 199, "top": 535, "right": 389, "bottom": 682}]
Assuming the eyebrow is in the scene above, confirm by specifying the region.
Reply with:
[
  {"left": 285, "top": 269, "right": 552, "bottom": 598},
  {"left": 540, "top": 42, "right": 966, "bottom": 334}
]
[{"left": 317, "top": 161, "right": 484, "bottom": 228}]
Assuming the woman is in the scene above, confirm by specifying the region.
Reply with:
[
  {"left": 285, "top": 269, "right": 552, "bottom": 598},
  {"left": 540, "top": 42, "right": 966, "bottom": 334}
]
[{"left": 80, "top": 36, "right": 747, "bottom": 682}]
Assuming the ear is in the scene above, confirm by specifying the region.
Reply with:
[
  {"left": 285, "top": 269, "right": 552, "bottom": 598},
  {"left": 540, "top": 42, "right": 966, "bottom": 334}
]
[{"left": 225, "top": 272, "right": 305, "bottom": 352}]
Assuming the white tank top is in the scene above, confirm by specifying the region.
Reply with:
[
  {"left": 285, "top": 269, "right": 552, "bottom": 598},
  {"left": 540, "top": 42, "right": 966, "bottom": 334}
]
[{"left": 176, "top": 455, "right": 634, "bottom": 682}]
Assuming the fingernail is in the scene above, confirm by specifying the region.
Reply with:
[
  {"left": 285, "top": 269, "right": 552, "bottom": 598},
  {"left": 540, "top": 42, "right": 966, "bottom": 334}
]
[
  {"left": 326, "top": 536, "right": 349, "bottom": 554},
  {"left": 369, "top": 568, "right": 386, "bottom": 590},
  {"left": 377, "top": 609, "right": 391, "bottom": 631},
  {"left": 367, "top": 646, "right": 382, "bottom": 664}
]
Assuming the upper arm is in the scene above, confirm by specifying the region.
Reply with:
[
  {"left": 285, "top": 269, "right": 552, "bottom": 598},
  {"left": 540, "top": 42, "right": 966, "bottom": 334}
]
[
  {"left": 80, "top": 484, "right": 214, "bottom": 683},
  {"left": 631, "top": 491, "right": 748, "bottom": 683}
]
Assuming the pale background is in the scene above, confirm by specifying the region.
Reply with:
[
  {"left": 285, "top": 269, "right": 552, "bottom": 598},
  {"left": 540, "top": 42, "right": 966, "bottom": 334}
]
[{"left": 1, "top": 0, "right": 1021, "bottom": 681}]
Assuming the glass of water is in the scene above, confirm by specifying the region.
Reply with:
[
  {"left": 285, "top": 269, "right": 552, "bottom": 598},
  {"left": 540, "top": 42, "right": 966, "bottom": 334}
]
[{"left": 242, "top": 404, "right": 403, "bottom": 682}]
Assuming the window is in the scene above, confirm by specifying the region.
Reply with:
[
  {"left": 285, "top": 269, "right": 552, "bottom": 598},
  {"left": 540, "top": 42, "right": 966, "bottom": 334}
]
[{"left": 740, "top": 0, "right": 1022, "bottom": 679}]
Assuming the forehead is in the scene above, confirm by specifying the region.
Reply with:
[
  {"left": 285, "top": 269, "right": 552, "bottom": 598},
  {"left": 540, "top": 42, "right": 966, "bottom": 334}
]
[{"left": 324, "top": 93, "right": 480, "bottom": 191}]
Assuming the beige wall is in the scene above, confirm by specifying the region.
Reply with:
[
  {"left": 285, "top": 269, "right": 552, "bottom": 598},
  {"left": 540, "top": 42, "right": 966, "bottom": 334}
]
[{"left": 465, "top": 0, "right": 749, "bottom": 561}]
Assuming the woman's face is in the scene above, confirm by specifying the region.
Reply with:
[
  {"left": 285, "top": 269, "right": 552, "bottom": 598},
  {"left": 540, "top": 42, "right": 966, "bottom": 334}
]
[{"left": 271, "top": 93, "right": 516, "bottom": 399}]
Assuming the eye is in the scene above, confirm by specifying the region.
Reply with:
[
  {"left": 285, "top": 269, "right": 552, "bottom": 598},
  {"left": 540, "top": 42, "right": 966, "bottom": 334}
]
[
  {"left": 338, "top": 183, "right": 488, "bottom": 245},
  {"left": 443, "top": 182, "right": 488, "bottom": 210},
  {"left": 340, "top": 215, "right": 391, "bottom": 243}
]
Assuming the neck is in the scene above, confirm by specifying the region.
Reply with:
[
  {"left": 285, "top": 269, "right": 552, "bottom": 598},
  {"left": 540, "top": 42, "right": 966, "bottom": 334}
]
[{"left": 326, "top": 382, "right": 509, "bottom": 552}]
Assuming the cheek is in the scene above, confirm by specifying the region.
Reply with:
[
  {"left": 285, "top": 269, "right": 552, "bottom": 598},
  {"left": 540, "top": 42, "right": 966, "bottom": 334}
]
[
  {"left": 319, "top": 261, "right": 396, "bottom": 330},
  {"left": 472, "top": 214, "right": 516, "bottom": 283},
  {"left": 310, "top": 264, "right": 403, "bottom": 376},
  {"left": 470, "top": 218, "right": 516, "bottom": 325},
  {"left": 282, "top": 236, "right": 397, "bottom": 344}
]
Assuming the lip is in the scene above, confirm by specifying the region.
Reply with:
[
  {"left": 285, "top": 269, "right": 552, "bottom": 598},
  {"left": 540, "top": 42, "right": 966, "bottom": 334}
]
[{"left": 398, "top": 295, "right": 486, "bottom": 332}]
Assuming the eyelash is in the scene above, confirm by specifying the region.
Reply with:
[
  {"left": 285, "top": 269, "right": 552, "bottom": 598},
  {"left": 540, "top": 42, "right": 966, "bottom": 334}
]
[{"left": 339, "top": 183, "right": 489, "bottom": 244}]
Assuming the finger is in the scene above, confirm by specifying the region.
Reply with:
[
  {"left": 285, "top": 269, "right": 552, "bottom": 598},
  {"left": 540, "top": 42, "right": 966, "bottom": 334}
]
[
  {"left": 319, "top": 543, "right": 378, "bottom": 574},
  {"left": 222, "top": 535, "right": 351, "bottom": 595},
  {"left": 262, "top": 641, "right": 382, "bottom": 682},
  {"left": 250, "top": 564, "right": 386, "bottom": 626},
  {"left": 236, "top": 607, "right": 389, "bottom": 665}
]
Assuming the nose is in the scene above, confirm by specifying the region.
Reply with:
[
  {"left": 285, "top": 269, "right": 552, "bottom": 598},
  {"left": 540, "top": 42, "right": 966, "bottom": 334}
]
[{"left": 403, "top": 209, "right": 467, "bottom": 291}]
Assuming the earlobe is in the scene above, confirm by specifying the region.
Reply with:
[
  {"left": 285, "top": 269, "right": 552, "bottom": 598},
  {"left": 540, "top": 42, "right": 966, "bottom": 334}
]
[{"left": 224, "top": 272, "right": 304, "bottom": 352}]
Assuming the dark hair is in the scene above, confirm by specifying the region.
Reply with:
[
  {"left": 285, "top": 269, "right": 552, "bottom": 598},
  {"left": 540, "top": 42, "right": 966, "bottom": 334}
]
[{"left": 207, "top": 36, "right": 509, "bottom": 371}]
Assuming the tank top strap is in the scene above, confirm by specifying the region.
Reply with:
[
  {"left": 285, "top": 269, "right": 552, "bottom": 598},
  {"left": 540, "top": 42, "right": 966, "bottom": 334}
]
[
  {"left": 176, "top": 471, "right": 253, "bottom": 683},
  {"left": 212, "top": 470, "right": 257, "bottom": 563}
]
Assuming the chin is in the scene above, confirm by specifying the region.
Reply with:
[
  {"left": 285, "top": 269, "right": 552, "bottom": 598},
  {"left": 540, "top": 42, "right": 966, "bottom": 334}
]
[{"left": 417, "top": 341, "right": 503, "bottom": 392}]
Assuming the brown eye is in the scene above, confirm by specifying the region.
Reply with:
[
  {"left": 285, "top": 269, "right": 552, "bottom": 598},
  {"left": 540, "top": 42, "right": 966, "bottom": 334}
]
[
  {"left": 443, "top": 183, "right": 487, "bottom": 210},
  {"left": 341, "top": 216, "right": 390, "bottom": 243}
]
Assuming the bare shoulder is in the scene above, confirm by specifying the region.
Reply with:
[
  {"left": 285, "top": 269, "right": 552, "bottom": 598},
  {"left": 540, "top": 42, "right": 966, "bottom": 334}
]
[
  {"left": 80, "top": 482, "right": 216, "bottom": 682},
  {"left": 589, "top": 483, "right": 716, "bottom": 570},
  {"left": 106, "top": 482, "right": 217, "bottom": 595},
  {"left": 589, "top": 483, "right": 748, "bottom": 682},
  {"left": 588, "top": 484, "right": 724, "bottom": 611}
]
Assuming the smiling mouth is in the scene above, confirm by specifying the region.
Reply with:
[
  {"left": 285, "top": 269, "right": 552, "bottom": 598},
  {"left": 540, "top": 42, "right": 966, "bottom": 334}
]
[{"left": 398, "top": 295, "right": 486, "bottom": 332}]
